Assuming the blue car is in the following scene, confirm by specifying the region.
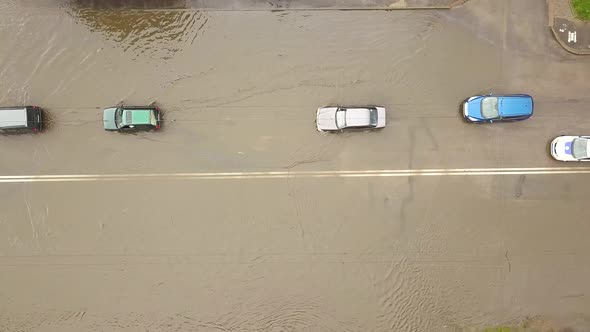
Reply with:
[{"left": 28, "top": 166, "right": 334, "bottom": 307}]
[{"left": 462, "top": 94, "right": 533, "bottom": 123}]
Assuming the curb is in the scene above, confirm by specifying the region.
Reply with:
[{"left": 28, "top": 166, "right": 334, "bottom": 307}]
[
  {"left": 185, "top": 0, "right": 471, "bottom": 10},
  {"left": 72, "top": 0, "right": 471, "bottom": 11},
  {"left": 110, "top": 6, "right": 455, "bottom": 11}
]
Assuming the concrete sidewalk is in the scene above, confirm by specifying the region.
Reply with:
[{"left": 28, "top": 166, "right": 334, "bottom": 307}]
[
  {"left": 548, "top": 0, "right": 590, "bottom": 54},
  {"left": 71, "top": 0, "right": 469, "bottom": 9}
]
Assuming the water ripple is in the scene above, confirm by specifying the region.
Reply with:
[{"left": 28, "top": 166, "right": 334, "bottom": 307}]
[{"left": 68, "top": 9, "right": 209, "bottom": 60}]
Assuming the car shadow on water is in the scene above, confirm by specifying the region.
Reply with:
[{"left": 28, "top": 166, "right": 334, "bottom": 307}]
[
  {"left": 318, "top": 128, "right": 386, "bottom": 137},
  {"left": 41, "top": 109, "right": 54, "bottom": 133}
]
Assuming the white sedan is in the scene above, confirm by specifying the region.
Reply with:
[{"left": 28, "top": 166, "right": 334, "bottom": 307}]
[
  {"left": 550, "top": 135, "right": 590, "bottom": 161},
  {"left": 316, "top": 106, "right": 386, "bottom": 132}
]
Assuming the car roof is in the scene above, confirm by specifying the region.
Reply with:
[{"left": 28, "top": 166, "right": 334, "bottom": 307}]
[
  {"left": 121, "top": 108, "right": 154, "bottom": 125},
  {"left": 498, "top": 96, "right": 532, "bottom": 117},
  {"left": 0, "top": 107, "right": 27, "bottom": 127},
  {"left": 344, "top": 108, "right": 372, "bottom": 127}
]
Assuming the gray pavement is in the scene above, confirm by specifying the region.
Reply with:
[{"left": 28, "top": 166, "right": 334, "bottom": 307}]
[
  {"left": 1, "top": 0, "right": 590, "bottom": 331},
  {"left": 548, "top": 0, "right": 590, "bottom": 55},
  {"left": 553, "top": 17, "right": 590, "bottom": 54}
]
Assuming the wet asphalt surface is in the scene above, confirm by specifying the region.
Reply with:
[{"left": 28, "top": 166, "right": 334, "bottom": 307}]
[{"left": 1, "top": 0, "right": 590, "bottom": 331}]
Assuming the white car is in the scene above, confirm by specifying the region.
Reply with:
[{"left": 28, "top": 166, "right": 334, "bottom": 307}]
[
  {"left": 550, "top": 136, "right": 590, "bottom": 161},
  {"left": 316, "top": 106, "right": 386, "bottom": 132}
]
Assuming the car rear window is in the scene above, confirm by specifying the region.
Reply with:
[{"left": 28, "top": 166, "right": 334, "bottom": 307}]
[{"left": 369, "top": 108, "right": 378, "bottom": 126}]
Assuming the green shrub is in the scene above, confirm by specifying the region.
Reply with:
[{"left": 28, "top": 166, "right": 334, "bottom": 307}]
[{"left": 572, "top": 0, "right": 590, "bottom": 21}]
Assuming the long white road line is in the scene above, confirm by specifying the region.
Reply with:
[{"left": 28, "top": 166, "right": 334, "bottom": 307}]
[{"left": 1, "top": 167, "right": 590, "bottom": 183}]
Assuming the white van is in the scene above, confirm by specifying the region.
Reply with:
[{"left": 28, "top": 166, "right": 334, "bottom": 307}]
[{"left": 0, "top": 106, "right": 44, "bottom": 133}]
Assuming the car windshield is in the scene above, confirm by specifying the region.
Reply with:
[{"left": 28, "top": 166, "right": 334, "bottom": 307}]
[
  {"left": 369, "top": 108, "right": 378, "bottom": 126},
  {"left": 336, "top": 109, "right": 346, "bottom": 129},
  {"left": 115, "top": 108, "right": 124, "bottom": 128},
  {"left": 481, "top": 97, "right": 499, "bottom": 119},
  {"left": 572, "top": 138, "right": 590, "bottom": 159}
]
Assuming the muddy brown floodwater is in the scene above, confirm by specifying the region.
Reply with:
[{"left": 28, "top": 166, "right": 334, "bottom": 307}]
[{"left": 1, "top": 0, "right": 590, "bottom": 331}]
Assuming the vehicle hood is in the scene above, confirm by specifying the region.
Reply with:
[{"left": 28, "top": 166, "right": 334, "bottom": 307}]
[
  {"left": 316, "top": 107, "right": 338, "bottom": 131},
  {"left": 551, "top": 136, "right": 577, "bottom": 161},
  {"left": 122, "top": 109, "right": 154, "bottom": 126},
  {"left": 465, "top": 97, "right": 484, "bottom": 120},
  {"left": 103, "top": 108, "right": 118, "bottom": 130},
  {"left": 498, "top": 96, "right": 533, "bottom": 117}
]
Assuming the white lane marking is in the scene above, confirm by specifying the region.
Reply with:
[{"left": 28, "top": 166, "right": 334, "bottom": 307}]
[{"left": 0, "top": 167, "right": 590, "bottom": 183}]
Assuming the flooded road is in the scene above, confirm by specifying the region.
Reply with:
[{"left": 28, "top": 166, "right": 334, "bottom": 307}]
[{"left": 1, "top": 0, "right": 590, "bottom": 330}]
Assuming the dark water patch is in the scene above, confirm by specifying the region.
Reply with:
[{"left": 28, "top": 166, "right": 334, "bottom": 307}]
[
  {"left": 65, "top": 0, "right": 188, "bottom": 9},
  {"left": 66, "top": 8, "right": 208, "bottom": 60}
]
